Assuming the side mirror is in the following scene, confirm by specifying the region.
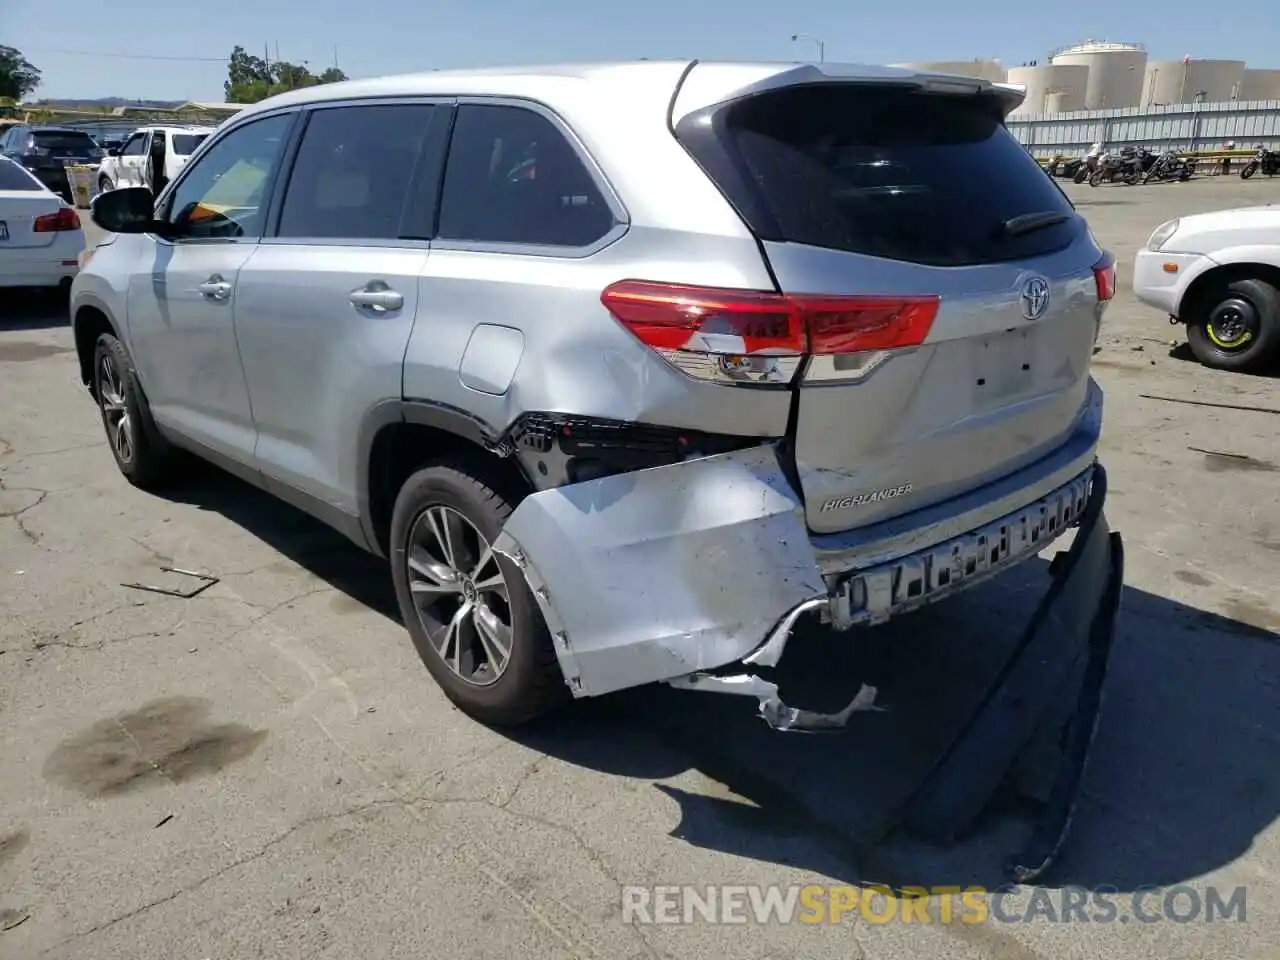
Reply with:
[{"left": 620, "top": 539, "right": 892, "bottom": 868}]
[
  {"left": 91, "top": 186, "right": 161, "bottom": 234},
  {"left": 107, "top": 148, "right": 120, "bottom": 157}
]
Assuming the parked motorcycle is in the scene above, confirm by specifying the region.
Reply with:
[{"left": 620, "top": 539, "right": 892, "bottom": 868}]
[
  {"left": 1047, "top": 156, "right": 1084, "bottom": 179},
  {"left": 1090, "top": 148, "right": 1143, "bottom": 186},
  {"left": 1240, "top": 145, "right": 1280, "bottom": 179},
  {"left": 1143, "top": 149, "right": 1195, "bottom": 183}
]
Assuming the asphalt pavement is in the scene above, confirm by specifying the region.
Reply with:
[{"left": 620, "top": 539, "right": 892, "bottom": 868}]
[{"left": 1, "top": 178, "right": 1278, "bottom": 959}]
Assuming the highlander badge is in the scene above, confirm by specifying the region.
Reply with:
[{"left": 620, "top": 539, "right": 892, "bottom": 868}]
[{"left": 821, "top": 483, "right": 914, "bottom": 512}]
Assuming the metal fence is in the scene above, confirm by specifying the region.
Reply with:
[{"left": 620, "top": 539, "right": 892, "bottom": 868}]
[{"left": 1009, "top": 99, "right": 1280, "bottom": 156}]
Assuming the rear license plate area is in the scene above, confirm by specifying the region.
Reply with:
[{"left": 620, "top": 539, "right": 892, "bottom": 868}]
[{"left": 973, "top": 327, "right": 1037, "bottom": 400}]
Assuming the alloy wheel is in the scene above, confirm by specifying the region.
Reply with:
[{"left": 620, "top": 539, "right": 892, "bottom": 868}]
[
  {"left": 97, "top": 353, "right": 133, "bottom": 464},
  {"left": 406, "top": 504, "right": 513, "bottom": 687}
]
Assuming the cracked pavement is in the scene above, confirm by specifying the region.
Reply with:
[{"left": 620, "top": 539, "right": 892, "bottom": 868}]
[{"left": 2, "top": 180, "right": 1279, "bottom": 960}]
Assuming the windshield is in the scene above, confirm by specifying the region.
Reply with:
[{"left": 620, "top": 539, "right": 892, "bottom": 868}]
[{"left": 172, "top": 134, "right": 210, "bottom": 156}]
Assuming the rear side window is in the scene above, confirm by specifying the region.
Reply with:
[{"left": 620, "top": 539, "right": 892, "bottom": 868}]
[
  {"left": 684, "top": 85, "right": 1078, "bottom": 267},
  {"left": 437, "top": 104, "right": 615, "bottom": 248},
  {"left": 277, "top": 104, "right": 436, "bottom": 241},
  {"left": 172, "top": 133, "right": 209, "bottom": 155},
  {"left": 0, "top": 158, "right": 40, "bottom": 190}
]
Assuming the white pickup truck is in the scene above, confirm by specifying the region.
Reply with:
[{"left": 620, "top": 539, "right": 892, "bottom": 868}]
[{"left": 96, "top": 125, "right": 215, "bottom": 196}]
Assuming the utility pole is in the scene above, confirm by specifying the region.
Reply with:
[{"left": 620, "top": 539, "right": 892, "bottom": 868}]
[{"left": 790, "top": 34, "right": 825, "bottom": 62}]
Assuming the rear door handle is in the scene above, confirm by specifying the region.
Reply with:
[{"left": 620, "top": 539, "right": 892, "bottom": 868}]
[
  {"left": 349, "top": 283, "right": 403, "bottom": 313},
  {"left": 197, "top": 276, "right": 232, "bottom": 301}
]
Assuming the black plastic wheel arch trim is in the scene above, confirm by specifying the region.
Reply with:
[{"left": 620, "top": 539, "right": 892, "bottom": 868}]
[{"left": 355, "top": 398, "right": 503, "bottom": 556}]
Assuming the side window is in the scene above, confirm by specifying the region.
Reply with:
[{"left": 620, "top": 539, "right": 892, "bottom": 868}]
[
  {"left": 121, "top": 133, "right": 147, "bottom": 157},
  {"left": 276, "top": 103, "right": 436, "bottom": 240},
  {"left": 437, "top": 104, "right": 615, "bottom": 248},
  {"left": 164, "top": 113, "right": 292, "bottom": 240}
]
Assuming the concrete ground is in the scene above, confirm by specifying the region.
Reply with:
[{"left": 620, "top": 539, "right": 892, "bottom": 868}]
[{"left": 2, "top": 175, "right": 1278, "bottom": 960}]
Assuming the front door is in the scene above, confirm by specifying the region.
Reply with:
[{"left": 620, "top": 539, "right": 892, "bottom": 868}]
[
  {"left": 234, "top": 101, "right": 444, "bottom": 514},
  {"left": 125, "top": 111, "right": 296, "bottom": 467},
  {"left": 117, "top": 131, "right": 149, "bottom": 188}
]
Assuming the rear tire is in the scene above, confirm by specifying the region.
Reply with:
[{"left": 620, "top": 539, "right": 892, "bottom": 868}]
[
  {"left": 389, "top": 454, "right": 568, "bottom": 726},
  {"left": 1185, "top": 277, "right": 1280, "bottom": 373},
  {"left": 92, "top": 333, "right": 185, "bottom": 488}
]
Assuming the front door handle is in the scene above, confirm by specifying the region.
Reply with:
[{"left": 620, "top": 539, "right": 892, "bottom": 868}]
[
  {"left": 197, "top": 276, "right": 232, "bottom": 301},
  {"left": 349, "top": 282, "right": 403, "bottom": 313}
]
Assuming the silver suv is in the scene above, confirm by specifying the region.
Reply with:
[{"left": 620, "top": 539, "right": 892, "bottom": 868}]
[{"left": 71, "top": 60, "right": 1115, "bottom": 729}]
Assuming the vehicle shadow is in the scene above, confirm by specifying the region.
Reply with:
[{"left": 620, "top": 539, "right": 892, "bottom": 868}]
[
  {"left": 1165, "top": 340, "right": 1280, "bottom": 378},
  {"left": 159, "top": 464, "right": 1279, "bottom": 894},
  {"left": 0, "top": 290, "right": 70, "bottom": 332}
]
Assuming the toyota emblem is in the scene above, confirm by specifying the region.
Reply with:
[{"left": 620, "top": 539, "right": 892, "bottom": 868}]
[{"left": 1020, "top": 277, "right": 1050, "bottom": 321}]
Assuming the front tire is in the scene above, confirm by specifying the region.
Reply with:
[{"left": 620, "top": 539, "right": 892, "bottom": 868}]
[
  {"left": 92, "top": 334, "right": 184, "bottom": 487},
  {"left": 97, "top": 176, "right": 113, "bottom": 195},
  {"left": 389, "top": 455, "right": 567, "bottom": 726},
  {"left": 1185, "top": 277, "right": 1280, "bottom": 373},
  {"left": 1241, "top": 162, "right": 1258, "bottom": 180}
]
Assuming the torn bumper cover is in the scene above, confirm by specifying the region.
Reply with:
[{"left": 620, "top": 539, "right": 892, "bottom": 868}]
[
  {"left": 895, "top": 462, "right": 1122, "bottom": 881},
  {"left": 494, "top": 444, "right": 1123, "bottom": 880},
  {"left": 493, "top": 444, "right": 1110, "bottom": 709},
  {"left": 492, "top": 445, "right": 829, "bottom": 697}
]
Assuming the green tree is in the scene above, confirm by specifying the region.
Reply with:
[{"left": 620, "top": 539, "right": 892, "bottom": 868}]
[
  {"left": 223, "top": 46, "right": 348, "bottom": 104},
  {"left": 0, "top": 46, "right": 41, "bottom": 101}
]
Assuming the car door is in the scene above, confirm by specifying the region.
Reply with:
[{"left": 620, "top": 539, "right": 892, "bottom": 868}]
[
  {"left": 115, "top": 131, "right": 148, "bottom": 187},
  {"left": 125, "top": 110, "right": 297, "bottom": 468},
  {"left": 234, "top": 100, "right": 446, "bottom": 517}
]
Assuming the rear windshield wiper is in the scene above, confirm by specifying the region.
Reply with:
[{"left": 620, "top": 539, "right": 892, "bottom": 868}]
[{"left": 998, "top": 210, "right": 1075, "bottom": 238}]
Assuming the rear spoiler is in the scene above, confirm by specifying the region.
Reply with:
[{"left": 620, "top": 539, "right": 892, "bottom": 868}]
[
  {"left": 992, "top": 81, "right": 1029, "bottom": 116},
  {"left": 671, "top": 61, "right": 1029, "bottom": 126}
]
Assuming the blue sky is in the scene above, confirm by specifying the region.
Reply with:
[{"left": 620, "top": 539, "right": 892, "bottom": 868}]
[{"left": 5, "top": 0, "right": 1274, "bottom": 101}]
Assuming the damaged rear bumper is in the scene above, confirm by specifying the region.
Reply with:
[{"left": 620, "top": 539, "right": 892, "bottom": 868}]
[
  {"left": 493, "top": 443, "right": 1102, "bottom": 703},
  {"left": 494, "top": 443, "right": 1123, "bottom": 882}
]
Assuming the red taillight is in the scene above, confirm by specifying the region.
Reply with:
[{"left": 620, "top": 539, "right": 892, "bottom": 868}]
[
  {"left": 33, "top": 207, "right": 81, "bottom": 233},
  {"left": 1093, "top": 253, "right": 1116, "bottom": 302},
  {"left": 600, "top": 280, "right": 939, "bottom": 385}
]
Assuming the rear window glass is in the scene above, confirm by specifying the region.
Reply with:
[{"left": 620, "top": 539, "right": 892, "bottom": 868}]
[
  {"left": 709, "top": 85, "right": 1077, "bottom": 267},
  {"left": 171, "top": 134, "right": 209, "bottom": 155},
  {"left": 0, "top": 159, "right": 40, "bottom": 190},
  {"left": 32, "top": 131, "right": 97, "bottom": 152}
]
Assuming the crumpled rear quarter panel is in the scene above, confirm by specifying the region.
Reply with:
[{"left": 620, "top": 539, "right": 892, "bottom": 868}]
[{"left": 492, "top": 446, "right": 827, "bottom": 697}]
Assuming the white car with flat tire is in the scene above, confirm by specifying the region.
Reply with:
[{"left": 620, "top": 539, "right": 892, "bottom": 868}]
[
  {"left": 1134, "top": 205, "right": 1280, "bottom": 372},
  {"left": 0, "top": 155, "right": 86, "bottom": 301}
]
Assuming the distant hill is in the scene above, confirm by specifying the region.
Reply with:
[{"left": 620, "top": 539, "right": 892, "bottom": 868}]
[{"left": 31, "top": 97, "right": 186, "bottom": 110}]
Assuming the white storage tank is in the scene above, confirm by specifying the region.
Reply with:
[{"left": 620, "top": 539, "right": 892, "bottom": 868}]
[
  {"left": 1005, "top": 64, "right": 1089, "bottom": 116},
  {"left": 1143, "top": 58, "right": 1247, "bottom": 105},
  {"left": 1050, "top": 40, "right": 1147, "bottom": 109},
  {"left": 1043, "top": 91, "right": 1069, "bottom": 115},
  {"left": 891, "top": 59, "right": 1006, "bottom": 82},
  {"left": 1239, "top": 68, "right": 1280, "bottom": 102}
]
